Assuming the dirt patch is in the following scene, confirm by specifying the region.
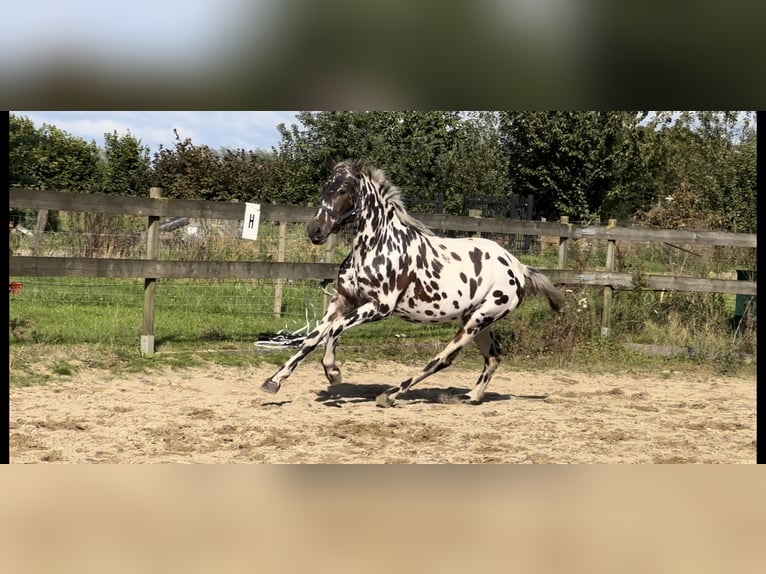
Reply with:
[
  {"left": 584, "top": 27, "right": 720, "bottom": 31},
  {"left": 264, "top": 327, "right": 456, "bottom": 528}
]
[{"left": 9, "top": 360, "right": 757, "bottom": 463}]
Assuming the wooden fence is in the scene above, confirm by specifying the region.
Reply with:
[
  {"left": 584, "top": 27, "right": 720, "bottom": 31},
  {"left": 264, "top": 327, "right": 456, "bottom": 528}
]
[{"left": 9, "top": 188, "right": 757, "bottom": 353}]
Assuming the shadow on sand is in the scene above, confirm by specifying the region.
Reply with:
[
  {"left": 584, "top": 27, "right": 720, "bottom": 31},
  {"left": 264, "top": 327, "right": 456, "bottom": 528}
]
[{"left": 313, "top": 382, "right": 548, "bottom": 408}]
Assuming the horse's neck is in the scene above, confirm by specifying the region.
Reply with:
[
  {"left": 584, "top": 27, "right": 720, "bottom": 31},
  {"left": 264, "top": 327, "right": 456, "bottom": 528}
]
[{"left": 353, "top": 194, "right": 411, "bottom": 252}]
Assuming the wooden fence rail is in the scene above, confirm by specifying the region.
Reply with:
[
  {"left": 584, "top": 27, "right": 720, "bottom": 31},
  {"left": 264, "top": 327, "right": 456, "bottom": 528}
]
[
  {"left": 9, "top": 188, "right": 757, "bottom": 354},
  {"left": 8, "top": 257, "right": 757, "bottom": 297},
  {"left": 9, "top": 188, "right": 757, "bottom": 248}
]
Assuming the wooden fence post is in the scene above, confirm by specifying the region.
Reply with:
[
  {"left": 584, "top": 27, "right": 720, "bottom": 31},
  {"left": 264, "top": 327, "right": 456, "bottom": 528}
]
[
  {"left": 601, "top": 218, "right": 617, "bottom": 337},
  {"left": 141, "top": 187, "right": 163, "bottom": 355},
  {"left": 558, "top": 216, "right": 569, "bottom": 269},
  {"left": 32, "top": 209, "right": 49, "bottom": 255},
  {"left": 468, "top": 209, "right": 482, "bottom": 237},
  {"left": 273, "top": 221, "right": 288, "bottom": 317},
  {"left": 322, "top": 233, "right": 338, "bottom": 313}
]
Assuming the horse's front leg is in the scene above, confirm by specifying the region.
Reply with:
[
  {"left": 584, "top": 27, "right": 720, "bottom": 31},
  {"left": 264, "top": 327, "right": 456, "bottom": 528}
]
[
  {"left": 311, "top": 298, "right": 394, "bottom": 389},
  {"left": 320, "top": 296, "right": 356, "bottom": 385},
  {"left": 261, "top": 296, "right": 351, "bottom": 394},
  {"left": 321, "top": 327, "right": 344, "bottom": 385}
]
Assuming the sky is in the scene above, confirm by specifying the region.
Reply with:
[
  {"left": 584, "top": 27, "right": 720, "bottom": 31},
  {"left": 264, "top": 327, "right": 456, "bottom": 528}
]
[{"left": 10, "top": 111, "right": 300, "bottom": 154}]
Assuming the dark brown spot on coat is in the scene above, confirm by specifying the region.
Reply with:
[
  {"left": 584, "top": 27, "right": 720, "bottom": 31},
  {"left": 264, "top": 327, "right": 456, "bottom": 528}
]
[
  {"left": 414, "top": 280, "right": 433, "bottom": 302},
  {"left": 469, "top": 278, "right": 478, "bottom": 299},
  {"left": 492, "top": 289, "right": 509, "bottom": 305},
  {"left": 469, "top": 248, "right": 483, "bottom": 276}
]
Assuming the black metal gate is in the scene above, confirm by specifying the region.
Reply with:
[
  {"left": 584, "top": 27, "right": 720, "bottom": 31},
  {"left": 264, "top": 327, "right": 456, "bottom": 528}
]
[
  {"left": 402, "top": 193, "right": 536, "bottom": 252},
  {"left": 466, "top": 194, "right": 534, "bottom": 252}
]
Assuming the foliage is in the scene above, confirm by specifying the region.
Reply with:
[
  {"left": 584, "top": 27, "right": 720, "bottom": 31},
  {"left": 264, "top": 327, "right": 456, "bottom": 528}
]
[
  {"left": 434, "top": 112, "right": 510, "bottom": 214},
  {"left": 635, "top": 112, "right": 757, "bottom": 233},
  {"left": 10, "top": 114, "right": 103, "bottom": 231},
  {"left": 9, "top": 111, "right": 758, "bottom": 233},
  {"left": 217, "top": 147, "right": 282, "bottom": 204},
  {"left": 9, "top": 115, "right": 41, "bottom": 188},
  {"left": 272, "top": 111, "right": 509, "bottom": 211},
  {"left": 99, "top": 131, "right": 152, "bottom": 196},
  {"left": 497, "top": 111, "right": 649, "bottom": 222},
  {"left": 152, "top": 137, "right": 280, "bottom": 203},
  {"left": 152, "top": 138, "right": 229, "bottom": 200},
  {"left": 9, "top": 114, "right": 101, "bottom": 192}
]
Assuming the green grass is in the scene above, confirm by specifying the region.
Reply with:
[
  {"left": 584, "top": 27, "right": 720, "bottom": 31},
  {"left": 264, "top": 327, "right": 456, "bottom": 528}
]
[
  {"left": 9, "top": 276, "right": 463, "bottom": 345},
  {"left": 9, "top": 273, "right": 756, "bottom": 388},
  {"left": 10, "top": 220, "right": 756, "bottom": 388}
]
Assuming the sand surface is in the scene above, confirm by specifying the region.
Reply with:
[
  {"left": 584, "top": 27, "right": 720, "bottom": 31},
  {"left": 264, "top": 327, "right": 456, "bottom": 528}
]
[{"left": 10, "top": 360, "right": 756, "bottom": 463}]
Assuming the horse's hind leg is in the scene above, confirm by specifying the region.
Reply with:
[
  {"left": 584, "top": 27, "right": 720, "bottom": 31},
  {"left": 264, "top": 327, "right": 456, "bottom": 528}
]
[
  {"left": 376, "top": 319, "right": 483, "bottom": 407},
  {"left": 463, "top": 328, "right": 502, "bottom": 404}
]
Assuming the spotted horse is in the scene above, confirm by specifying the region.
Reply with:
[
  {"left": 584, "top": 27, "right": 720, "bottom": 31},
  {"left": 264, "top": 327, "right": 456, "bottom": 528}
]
[{"left": 261, "top": 159, "right": 564, "bottom": 407}]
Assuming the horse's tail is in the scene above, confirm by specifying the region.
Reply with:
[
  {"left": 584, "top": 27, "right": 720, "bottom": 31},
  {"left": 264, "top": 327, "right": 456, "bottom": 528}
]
[{"left": 523, "top": 266, "right": 565, "bottom": 313}]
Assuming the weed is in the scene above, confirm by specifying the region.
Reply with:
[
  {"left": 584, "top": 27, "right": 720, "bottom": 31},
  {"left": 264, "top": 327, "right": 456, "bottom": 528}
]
[{"left": 52, "top": 361, "right": 75, "bottom": 376}]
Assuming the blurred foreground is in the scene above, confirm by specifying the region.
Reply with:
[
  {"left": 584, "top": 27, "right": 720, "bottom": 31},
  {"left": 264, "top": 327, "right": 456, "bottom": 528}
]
[{"left": 1, "top": 465, "right": 763, "bottom": 573}]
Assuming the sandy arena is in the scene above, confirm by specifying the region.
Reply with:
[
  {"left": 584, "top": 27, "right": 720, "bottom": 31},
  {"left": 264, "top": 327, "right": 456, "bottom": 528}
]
[{"left": 9, "top": 360, "right": 756, "bottom": 463}]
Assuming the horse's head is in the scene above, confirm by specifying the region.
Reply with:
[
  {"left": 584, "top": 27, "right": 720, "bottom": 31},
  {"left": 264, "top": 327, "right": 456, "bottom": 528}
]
[{"left": 307, "top": 159, "right": 363, "bottom": 245}]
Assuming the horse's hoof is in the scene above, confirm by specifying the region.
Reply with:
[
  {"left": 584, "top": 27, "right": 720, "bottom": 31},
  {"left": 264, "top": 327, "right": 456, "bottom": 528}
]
[
  {"left": 325, "top": 370, "right": 342, "bottom": 386},
  {"left": 261, "top": 378, "right": 280, "bottom": 394},
  {"left": 375, "top": 393, "right": 396, "bottom": 408},
  {"left": 461, "top": 393, "right": 482, "bottom": 405}
]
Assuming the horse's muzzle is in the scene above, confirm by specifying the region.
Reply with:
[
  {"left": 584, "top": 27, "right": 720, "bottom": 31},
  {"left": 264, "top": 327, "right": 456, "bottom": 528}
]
[
  {"left": 309, "top": 233, "right": 328, "bottom": 245},
  {"left": 307, "top": 220, "right": 330, "bottom": 244}
]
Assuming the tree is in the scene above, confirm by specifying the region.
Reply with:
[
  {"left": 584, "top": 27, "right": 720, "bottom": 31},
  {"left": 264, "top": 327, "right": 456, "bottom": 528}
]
[
  {"left": 434, "top": 111, "right": 510, "bottom": 214},
  {"left": 271, "top": 114, "right": 330, "bottom": 205},
  {"left": 152, "top": 138, "right": 229, "bottom": 201},
  {"left": 9, "top": 114, "right": 101, "bottom": 192},
  {"left": 217, "top": 147, "right": 281, "bottom": 203},
  {"left": 100, "top": 131, "right": 152, "bottom": 196},
  {"left": 498, "top": 111, "right": 646, "bottom": 222},
  {"left": 726, "top": 129, "right": 757, "bottom": 233},
  {"left": 273, "top": 111, "right": 508, "bottom": 213},
  {"left": 9, "top": 115, "right": 102, "bottom": 232},
  {"left": 151, "top": 136, "right": 281, "bottom": 203},
  {"left": 9, "top": 114, "right": 42, "bottom": 188},
  {"left": 636, "top": 111, "right": 757, "bottom": 232}
]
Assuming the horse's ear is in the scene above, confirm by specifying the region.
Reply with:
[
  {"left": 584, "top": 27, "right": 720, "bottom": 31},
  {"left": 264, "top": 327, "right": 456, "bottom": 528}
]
[
  {"left": 352, "top": 159, "right": 364, "bottom": 173},
  {"left": 326, "top": 157, "right": 337, "bottom": 170}
]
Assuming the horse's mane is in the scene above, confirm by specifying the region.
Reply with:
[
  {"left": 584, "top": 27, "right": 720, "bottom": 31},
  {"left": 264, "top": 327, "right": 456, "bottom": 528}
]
[{"left": 366, "top": 167, "right": 435, "bottom": 236}]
